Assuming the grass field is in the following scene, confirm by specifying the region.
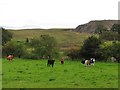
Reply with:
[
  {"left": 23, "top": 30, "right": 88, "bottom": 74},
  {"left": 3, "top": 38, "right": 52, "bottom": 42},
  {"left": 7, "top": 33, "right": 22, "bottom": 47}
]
[
  {"left": 2, "top": 58, "right": 118, "bottom": 88},
  {"left": 9, "top": 29, "right": 90, "bottom": 51}
]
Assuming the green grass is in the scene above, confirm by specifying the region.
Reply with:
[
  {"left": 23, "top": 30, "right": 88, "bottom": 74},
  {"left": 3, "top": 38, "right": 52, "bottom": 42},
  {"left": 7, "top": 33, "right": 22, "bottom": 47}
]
[{"left": 2, "top": 58, "right": 118, "bottom": 88}]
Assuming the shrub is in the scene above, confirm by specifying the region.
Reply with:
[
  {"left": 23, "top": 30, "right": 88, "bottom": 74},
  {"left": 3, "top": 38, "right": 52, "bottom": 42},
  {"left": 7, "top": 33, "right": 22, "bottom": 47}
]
[
  {"left": 30, "top": 34, "right": 57, "bottom": 59},
  {"left": 2, "top": 40, "right": 25, "bottom": 58},
  {"left": 66, "top": 48, "right": 80, "bottom": 60},
  {"left": 80, "top": 35, "right": 102, "bottom": 59},
  {"left": 100, "top": 41, "right": 120, "bottom": 62}
]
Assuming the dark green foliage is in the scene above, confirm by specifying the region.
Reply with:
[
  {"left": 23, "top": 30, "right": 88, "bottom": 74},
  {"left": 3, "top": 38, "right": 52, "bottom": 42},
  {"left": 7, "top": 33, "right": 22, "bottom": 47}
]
[
  {"left": 2, "top": 40, "right": 25, "bottom": 58},
  {"left": 99, "top": 31, "right": 118, "bottom": 41},
  {"left": 2, "top": 28, "right": 13, "bottom": 45},
  {"left": 100, "top": 41, "right": 120, "bottom": 62},
  {"left": 80, "top": 36, "right": 102, "bottom": 59},
  {"left": 111, "top": 24, "right": 120, "bottom": 34},
  {"left": 30, "top": 34, "right": 57, "bottom": 59},
  {"left": 66, "top": 48, "right": 80, "bottom": 60},
  {"left": 111, "top": 42, "right": 120, "bottom": 62}
]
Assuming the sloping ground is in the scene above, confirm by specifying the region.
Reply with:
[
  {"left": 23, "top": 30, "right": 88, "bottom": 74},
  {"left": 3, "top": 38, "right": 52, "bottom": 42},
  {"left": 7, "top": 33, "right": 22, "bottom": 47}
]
[
  {"left": 9, "top": 29, "right": 90, "bottom": 51},
  {"left": 74, "top": 20, "right": 119, "bottom": 33}
]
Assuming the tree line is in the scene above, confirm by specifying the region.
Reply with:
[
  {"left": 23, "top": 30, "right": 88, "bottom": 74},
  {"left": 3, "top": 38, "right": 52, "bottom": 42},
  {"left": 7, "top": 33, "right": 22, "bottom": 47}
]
[{"left": 2, "top": 24, "right": 120, "bottom": 62}]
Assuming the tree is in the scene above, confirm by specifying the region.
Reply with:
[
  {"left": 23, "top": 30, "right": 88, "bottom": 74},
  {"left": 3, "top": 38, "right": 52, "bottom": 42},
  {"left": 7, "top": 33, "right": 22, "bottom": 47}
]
[
  {"left": 2, "top": 28, "right": 13, "bottom": 45},
  {"left": 100, "top": 41, "right": 120, "bottom": 62},
  {"left": 30, "top": 35, "right": 57, "bottom": 59},
  {"left": 111, "top": 24, "right": 120, "bottom": 34},
  {"left": 2, "top": 40, "right": 25, "bottom": 58},
  {"left": 80, "top": 36, "right": 102, "bottom": 59}
]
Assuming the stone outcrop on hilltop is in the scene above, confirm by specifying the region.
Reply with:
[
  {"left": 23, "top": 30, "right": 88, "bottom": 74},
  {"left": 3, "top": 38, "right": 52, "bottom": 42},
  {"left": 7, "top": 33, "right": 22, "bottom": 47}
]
[{"left": 74, "top": 20, "right": 119, "bottom": 33}]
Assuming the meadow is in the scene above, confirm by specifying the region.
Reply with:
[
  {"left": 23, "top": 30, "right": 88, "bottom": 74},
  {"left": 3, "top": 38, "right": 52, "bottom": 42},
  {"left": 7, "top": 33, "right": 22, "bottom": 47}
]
[
  {"left": 2, "top": 58, "right": 118, "bottom": 88},
  {"left": 9, "top": 29, "right": 90, "bottom": 51}
]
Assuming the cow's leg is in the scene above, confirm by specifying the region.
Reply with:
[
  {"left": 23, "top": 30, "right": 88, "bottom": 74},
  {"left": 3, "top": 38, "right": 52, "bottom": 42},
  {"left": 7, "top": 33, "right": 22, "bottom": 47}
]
[
  {"left": 47, "top": 63, "right": 49, "bottom": 67},
  {"left": 52, "top": 64, "right": 54, "bottom": 67}
]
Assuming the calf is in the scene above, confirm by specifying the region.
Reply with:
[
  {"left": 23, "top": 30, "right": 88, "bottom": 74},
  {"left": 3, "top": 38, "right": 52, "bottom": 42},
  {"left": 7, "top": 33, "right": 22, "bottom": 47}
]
[
  {"left": 47, "top": 59, "right": 55, "bottom": 67},
  {"left": 61, "top": 57, "right": 64, "bottom": 64},
  {"left": 7, "top": 55, "right": 14, "bottom": 61}
]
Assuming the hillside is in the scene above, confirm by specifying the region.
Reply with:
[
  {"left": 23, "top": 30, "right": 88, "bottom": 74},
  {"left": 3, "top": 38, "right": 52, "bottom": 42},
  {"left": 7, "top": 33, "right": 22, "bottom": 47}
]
[
  {"left": 9, "top": 29, "right": 90, "bottom": 51},
  {"left": 73, "top": 20, "right": 119, "bottom": 33}
]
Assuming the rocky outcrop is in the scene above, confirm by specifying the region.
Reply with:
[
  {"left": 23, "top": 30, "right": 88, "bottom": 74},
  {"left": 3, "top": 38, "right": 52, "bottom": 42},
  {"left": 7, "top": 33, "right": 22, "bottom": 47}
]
[{"left": 74, "top": 20, "right": 119, "bottom": 33}]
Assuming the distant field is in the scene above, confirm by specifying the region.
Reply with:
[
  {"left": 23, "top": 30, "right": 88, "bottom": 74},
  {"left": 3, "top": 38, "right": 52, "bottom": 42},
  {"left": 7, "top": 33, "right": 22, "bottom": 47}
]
[
  {"left": 9, "top": 29, "right": 90, "bottom": 51},
  {"left": 2, "top": 58, "right": 118, "bottom": 88}
]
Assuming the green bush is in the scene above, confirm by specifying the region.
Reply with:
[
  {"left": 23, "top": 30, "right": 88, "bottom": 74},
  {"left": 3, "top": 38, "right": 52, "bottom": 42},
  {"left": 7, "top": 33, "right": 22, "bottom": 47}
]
[
  {"left": 29, "top": 34, "right": 57, "bottom": 59},
  {"left": 80, "top": 35, "right": 102, "bottom": 59},
  {"left": 100, "top": 41, "right": 120, "bottom": 62},
  {"left": 2, "top": 40, "right": 25, "bottom": 58},
  {"left": 66, "top": 48, "right": 80, "bottom": 60}
]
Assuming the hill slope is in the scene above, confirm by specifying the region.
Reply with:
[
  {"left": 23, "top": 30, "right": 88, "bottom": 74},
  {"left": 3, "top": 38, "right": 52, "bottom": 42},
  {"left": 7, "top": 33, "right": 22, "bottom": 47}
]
[
  {"left": 9, "top": 29, "right": 90, "bottom": 51},
  {"left": 73, "top": 20, "right": 119, "bottom": 33}
]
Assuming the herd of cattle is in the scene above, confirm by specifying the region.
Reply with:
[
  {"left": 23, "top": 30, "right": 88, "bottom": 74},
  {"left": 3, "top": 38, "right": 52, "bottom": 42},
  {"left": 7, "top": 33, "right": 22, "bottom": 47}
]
[{"left": 7, "top": 55, "right": 96, "bottom": 67}]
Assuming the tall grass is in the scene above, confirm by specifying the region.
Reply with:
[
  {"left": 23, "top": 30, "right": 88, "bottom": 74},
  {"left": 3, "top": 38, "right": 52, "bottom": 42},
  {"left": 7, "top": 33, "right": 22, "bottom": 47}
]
[{"left": 9, "top": 29, "right": 90, "bottom": 51}]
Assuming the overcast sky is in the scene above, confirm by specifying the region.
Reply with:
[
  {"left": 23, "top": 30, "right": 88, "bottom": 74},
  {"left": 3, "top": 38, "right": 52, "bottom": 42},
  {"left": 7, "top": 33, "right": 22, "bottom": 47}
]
[{"left": 0, "top": 0, "right": 119, "bottom": 29}]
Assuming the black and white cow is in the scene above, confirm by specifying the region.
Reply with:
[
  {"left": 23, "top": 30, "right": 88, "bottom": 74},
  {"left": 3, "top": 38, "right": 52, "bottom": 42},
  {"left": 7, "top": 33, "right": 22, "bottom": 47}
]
[
  {"left": 47, "top": 59, "right": 55, "bottom": 67},
  {"left": 81, "top": 58, "right": 95, "bottom": 66},
  {"left": 90, "top": 58, "right": 95, "bottom": 65}
]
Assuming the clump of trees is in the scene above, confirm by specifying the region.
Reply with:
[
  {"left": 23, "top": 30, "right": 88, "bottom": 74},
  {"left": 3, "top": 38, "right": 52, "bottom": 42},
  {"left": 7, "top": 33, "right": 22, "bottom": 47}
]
[
  {"left": 66, "top": 36, "right": 102, "bottom": 60},
  {"left": 99, "top": 24, "right": 120, "bottom": 41},
  {"left": 2, "top": 31, "right": 58, "bottom": 60},
  {"left": 111, "top": 24, "right": 120, "bottom": 34},
  {"left": 3, "top": 40, "right": 25, "bottom": 58},
  {"left": 28, "top": 35, "right": 58, "bottom": 59},
  {"left": 100, "top": 41, "right": 120, "bottom": 62},
  {"left": 80, "top": 36, "right": 102, "bottom": 60},
  {"left": 67, "top": 24, "right": 120, "bottom": 62}
]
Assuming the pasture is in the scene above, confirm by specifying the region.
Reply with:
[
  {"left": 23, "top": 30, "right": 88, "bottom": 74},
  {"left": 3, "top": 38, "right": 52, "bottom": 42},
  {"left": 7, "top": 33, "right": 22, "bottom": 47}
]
[{"left": 2, "top": 58, "right": 118, "bottom": 88}]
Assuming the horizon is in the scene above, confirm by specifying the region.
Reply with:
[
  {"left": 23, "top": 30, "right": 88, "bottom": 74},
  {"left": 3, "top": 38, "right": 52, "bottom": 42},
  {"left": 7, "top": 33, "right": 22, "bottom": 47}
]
[
  {"left": 1, "top": 19, "right": 119, "bottom": 30},
  {"left": 0, "top": 0, "right": 119, "bottom": 29}
]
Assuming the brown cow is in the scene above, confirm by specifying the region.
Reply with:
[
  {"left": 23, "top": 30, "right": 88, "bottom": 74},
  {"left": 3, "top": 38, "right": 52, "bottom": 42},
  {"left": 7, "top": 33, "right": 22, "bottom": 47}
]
[
  {"left": 7, "top": 55, "right": 14, "bottom": 61},
  {"left": 61, "top": 57, "right": 64, "bottom": 64}
]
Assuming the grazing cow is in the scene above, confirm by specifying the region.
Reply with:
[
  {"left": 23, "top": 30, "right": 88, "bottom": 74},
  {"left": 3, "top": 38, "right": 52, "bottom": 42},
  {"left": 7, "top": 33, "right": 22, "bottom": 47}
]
[
  {"left": 81, "top": 58, "right": 95, "bottom": 66},
  {"left": 90, "top": 58, "right": 95, "bottom": 65},
  {"left": 47, "top": 59, "right": 55, "bottom": 67},
  {"left": 61, "top": 57, "right": 64, "bottom": 64},
  {"left": 110, "top": 57, "right": 116, "bottom": 62},
  {"left": 7, "top": 55, "right": 14, "bottom": 61}
]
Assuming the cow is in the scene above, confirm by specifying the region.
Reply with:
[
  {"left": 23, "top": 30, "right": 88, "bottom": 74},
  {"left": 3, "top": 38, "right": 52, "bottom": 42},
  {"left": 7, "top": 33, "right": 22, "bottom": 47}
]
[
  {"left": 7, "top": 55, "right": 14, "bottom": 61},
  {"left": 81, "top": 58, "right": 95, "bottom": 66},
  {"left": 90, "top": 58, "right": 95, "bottom": 65},
  {"left": 110, "top": 57, "right": 116, "bottom": 62},
  {"left": 61, "top": 57, "right": 64, "bottom": 64},
  {"left": 47, "top": 59, "right": 55, "bottom": 67}
]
